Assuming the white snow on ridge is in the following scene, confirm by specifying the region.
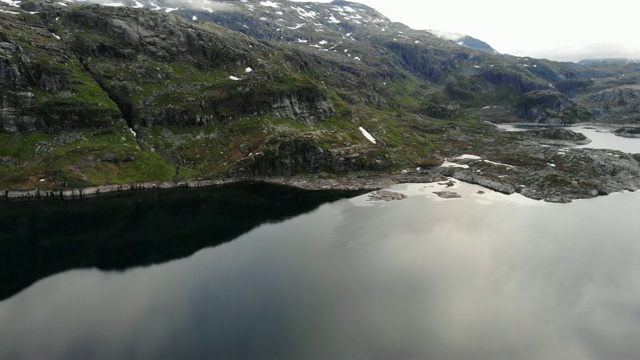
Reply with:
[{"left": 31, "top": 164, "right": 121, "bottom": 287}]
[
  {"left": 132, "top": 0, "right": 143, "bottom": 8},
  {"left": 291, "top": 6, "right": 316, "bottom": 18},
  {"left": 149, "top": 1, "right": 161, "bottom": 10},
  {"left": 1, "top": 0, "right": 20, "bottom": 8},
  {"left": 0, "top": 8, "right": 19, "bottom": 14},
  {"left": 327, "top": 15, "right": 340, "bottom": 23},
  {"left": 259, "top": 1, "right": 279, "bottom": 8},
  {"left": 359, "top": 127, "right": 376, "bottom": 144},
  {"left": 103, "top": 2, "right": 126, "bottom": 7},
  {"left": 165, "top": 7, "right": 178, "bottom": 12}
]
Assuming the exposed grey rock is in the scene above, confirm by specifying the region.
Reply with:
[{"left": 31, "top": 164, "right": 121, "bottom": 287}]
[
  {"left": 368, "top": 190, "right": 407, "bottom": 201},
  {"left": 433, "top": 191, "right": 462, "bottom": 199},
  {"left": 452, "top": 171, "right": 517, "bottom": 194},
  {"left": 578, "top": 85, "right": 640, "bottom": 123}
]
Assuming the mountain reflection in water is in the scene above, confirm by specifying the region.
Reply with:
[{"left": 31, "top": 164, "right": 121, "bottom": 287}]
[
  {"left": 0, "top": 182, "right": 362, "bottom": 301},
  {"left": 2, "top": 182, "right": 640, "bottom": 359}
]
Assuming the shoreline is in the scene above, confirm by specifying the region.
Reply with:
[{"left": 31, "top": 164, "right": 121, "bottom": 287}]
[{"left": 0, "top": 172, "right": 449, "bottom": 201}]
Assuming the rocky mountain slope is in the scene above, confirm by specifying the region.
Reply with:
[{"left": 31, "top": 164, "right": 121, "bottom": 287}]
[{"left": 0, "top": 0, "right": 639, "bottom": 200}]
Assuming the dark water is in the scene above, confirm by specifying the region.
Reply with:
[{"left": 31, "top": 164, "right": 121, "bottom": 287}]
[{"left": 1, "top": 181, "right": 640, "bottom": 359}]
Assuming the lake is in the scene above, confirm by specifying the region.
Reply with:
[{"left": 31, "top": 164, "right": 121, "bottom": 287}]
[
  {"left": 497, "top": 124, "right": 640, "bottom": 154},
  {"left": 1, "top": 177, "right": 640, "bottom": 359}
]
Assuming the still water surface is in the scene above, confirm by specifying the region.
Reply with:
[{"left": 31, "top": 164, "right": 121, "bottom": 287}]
[
  {"left": 1, "top": 180, "right": 640, "bottom": 359},
  {"left": 497, "top": 124, "right": 640, "bottom": 153}
]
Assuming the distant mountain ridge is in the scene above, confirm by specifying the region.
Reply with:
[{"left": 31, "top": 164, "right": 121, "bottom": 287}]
[{"left": 578, "top": 58, "right": 640, "bottom": 65}]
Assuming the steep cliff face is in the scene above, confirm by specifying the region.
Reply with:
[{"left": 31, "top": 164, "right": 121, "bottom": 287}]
[
  {"left": 52, "top": 6, "right": 335, "bottom": 128},
  {"left": 0, "top": 13, "right": 121, "bottom": 133},
  {"left": 0, "top": 6, "right": 338, "bottom": 133}
]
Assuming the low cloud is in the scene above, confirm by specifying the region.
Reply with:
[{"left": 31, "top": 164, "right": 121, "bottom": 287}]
[{"left": 524, "top": 43, "right": 640, "bottom": 63}]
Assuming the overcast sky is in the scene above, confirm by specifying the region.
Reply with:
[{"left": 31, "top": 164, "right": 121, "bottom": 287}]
[{"left": 292, "top": 0, "right": 640, "bottom": 62}]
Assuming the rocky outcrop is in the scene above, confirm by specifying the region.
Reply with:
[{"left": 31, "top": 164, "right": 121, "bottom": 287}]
[
  {"left": 615, "top": 126, "right": 640, "bottom": 138},
  {"left": 514, "top": 90, "right": 591, "bottom": 124},
  {"left": 450, "top": 171, "right": 517, "bottom": 194},
  {"left": 432, "top": 190, "right": 462, "bottom": 199},
  {"left": 368, "top": 190, "right": 407, "bottom": 201},
  {"left": 438, "top": 129, "right": 640, "bottom": 202},
  {"left": 242, "top": 137, "right": 392, "bottom": 176},
  {"left": 479, "top": 67, "right": 548, "bottom": 94},
  {"left": 526, "top": 128, "right": 591, "bottom": 146},
  {"left": 577, "top": 86, "right": 640, "bottom": 124}
]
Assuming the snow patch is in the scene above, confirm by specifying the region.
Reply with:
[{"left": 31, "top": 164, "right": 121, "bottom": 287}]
[
  {"left": 291, "top": 6, "right": 316, "bottom": 18},
  {"left": 149, "top": 1, "right": 162, "bottom": 10},
  {"left": 165, "top": 7, "right": 178, "bottom": 12},
  {"left": 328, "top": 15, "right": 340, "bottom": 23},
  {"left": 441, "top": 161, "right": 470, "bottom": 169},
  {"left": 259, "top": 1, "right": 279, "bottom": 8},
  {"left": 192, "top": 15, "right": 197, "bottom": 20},
  {"left": 0, "top": 8, "right": 19, "bottom": 14},
  {"left": 454, "top": 154, "right": 482, "bottom": 160},
  {"left": 359, "top": 127, "right": 376, "bottom": 144},
  {"left": 244, "top": 67, "right": 253, "bottom": 73},
  {"left": 132, "top": 0, "right": 144, "bottom": 8},
  {"left": 288, "top": 23, "right": 305, "bottom": 30},
  {"left": 103, "top": 2, "right": 126, "bottom": 6},
  {"left": 52, "top": 33, "right": 61, "bottom": 40},
  {"left": 229, "top": 76, "right": 242, "bottom": 81},
  {"left": 297, "top": 39, "right": 308, "bottom": 43},
  {"left": 0, "top": 0, "right": 20, "bottom": 8},
  {"left": 318, "top": 40, "right": 328, "bottom": 45}
]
